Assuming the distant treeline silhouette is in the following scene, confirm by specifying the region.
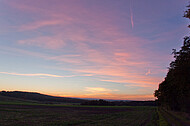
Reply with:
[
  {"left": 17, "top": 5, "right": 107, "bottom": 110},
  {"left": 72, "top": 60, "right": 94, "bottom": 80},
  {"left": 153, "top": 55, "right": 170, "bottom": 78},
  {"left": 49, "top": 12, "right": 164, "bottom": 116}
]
[
  {"left": 0, "top": 91, "right": 157, "bottom": 106},
  {"left": 154, "top": 4, "right": 190, "bottom": 112},
  {"left": 0, "top": 91, "right": 87, "bottom": 103},
  {"left": 81, "top": 99, "right": 157, "bottom": 106}
]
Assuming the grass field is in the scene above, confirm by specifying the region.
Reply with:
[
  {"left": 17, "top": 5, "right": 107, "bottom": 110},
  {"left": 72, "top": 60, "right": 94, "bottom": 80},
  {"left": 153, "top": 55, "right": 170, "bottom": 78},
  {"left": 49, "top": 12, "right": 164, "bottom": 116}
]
[
  {"left": 158, "top": 108, "right": 190, "bottom": 126},
  {"left": 0, "top": 102, "right": 158, "bottom": 126}
]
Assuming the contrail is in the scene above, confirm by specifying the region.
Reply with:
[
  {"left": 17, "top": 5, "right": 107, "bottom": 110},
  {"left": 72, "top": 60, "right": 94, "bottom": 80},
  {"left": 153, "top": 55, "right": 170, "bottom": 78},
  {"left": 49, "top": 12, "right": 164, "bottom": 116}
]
[{"left": 130, "top": 0, "right": 134, "bottom": 29}]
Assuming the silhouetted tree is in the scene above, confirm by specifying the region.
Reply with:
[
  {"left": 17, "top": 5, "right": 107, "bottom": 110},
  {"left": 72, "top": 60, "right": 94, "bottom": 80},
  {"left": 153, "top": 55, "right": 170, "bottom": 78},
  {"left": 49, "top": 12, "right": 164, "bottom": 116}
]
[
  {"left": 154, "top": 4, "right": 190, "bottom": 112},
  {"left": 81, "top": 99, "right": 115, "bottom": 106}
]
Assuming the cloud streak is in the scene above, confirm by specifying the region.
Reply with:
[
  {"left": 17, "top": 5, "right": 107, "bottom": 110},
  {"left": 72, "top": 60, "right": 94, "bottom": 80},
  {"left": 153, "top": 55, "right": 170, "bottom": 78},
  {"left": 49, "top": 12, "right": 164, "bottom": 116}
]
[
  {"left": 130, "top": 0, "right": 134, "bottom": 29},
  {"left": 85, "top": 87, "right": 118, "bottom": 93},
  {"left": 0, "top": 72, "right": 74, "bottom": 78},
  {"left": 145, "top": 69, "right": 151, "bottom": 76}
]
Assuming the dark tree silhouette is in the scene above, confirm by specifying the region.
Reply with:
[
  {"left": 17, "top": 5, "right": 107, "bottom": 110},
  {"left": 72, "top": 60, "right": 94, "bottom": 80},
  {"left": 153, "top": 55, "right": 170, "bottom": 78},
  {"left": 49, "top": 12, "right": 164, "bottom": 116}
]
[{"left": 154, "top": 4, "right": 190, "bottom": 112}]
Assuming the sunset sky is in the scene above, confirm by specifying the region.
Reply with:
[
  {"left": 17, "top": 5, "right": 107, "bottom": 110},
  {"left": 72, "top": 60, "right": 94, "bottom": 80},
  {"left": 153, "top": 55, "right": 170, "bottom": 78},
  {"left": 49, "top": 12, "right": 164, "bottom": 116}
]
[{"left": 0, "top": 0, "right": 188, "bottom": 100}]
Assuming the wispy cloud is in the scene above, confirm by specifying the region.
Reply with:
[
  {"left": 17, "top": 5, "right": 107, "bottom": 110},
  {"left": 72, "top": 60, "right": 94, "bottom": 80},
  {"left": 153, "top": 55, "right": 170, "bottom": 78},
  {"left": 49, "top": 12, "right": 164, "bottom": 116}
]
[
  {"left": 101, "top": 79, "right": 158, "bottom": 88},
  {"left": 1, "top": 0, "right": 180, "bottom": 100},
  {"left": 0, "top": 43, "right": 163, "bottom": 90},
  {"left": 145, "top": 69, "right": 151, "bottom": 76},
  {"left": 130, "top": 0, "right": 134, "bottom": 29},
  {"left": 0, "top": 72, "right": 74, "bottom": 78},
  {"left": 85, "top": 87, "right": 118, "bottom": 93},
  {"left": 83, "top": 87, "right": 121, "bottom": 99}
]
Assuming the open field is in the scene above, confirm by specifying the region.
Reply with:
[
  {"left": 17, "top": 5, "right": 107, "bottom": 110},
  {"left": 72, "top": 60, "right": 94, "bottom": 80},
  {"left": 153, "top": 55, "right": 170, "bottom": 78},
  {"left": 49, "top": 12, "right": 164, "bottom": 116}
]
[
  {"left": 0, "top": 102, "right": 158, "bottom": 126},
  {"left": 158, "top": 108, "right": 190, "bottom": 126},
  {"left": 1, "top": 101, "right": 190, "bottom": 126}
]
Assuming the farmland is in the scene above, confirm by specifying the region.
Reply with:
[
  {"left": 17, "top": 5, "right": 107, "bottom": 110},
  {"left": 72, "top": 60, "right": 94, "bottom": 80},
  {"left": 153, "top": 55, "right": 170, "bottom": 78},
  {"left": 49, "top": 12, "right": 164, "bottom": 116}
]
[
  {"left": 0, "top": 91, "right": 189, "bottom": 126},
  {"left": 0, "top": 102, "right": 158, "bottom": 126}
]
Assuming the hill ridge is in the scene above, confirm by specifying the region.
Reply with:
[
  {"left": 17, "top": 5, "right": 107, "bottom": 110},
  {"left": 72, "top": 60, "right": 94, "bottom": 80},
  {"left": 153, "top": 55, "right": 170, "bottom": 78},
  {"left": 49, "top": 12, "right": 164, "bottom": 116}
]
[{"left": 0, "top": 91, "right": 87, "bottom": 104}]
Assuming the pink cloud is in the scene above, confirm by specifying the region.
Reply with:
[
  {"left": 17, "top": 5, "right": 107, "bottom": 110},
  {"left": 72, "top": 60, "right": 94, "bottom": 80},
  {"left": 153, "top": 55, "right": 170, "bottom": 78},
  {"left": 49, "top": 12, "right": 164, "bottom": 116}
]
[
  {"left": 145, "top": 69, "right": 151, "bottom": 76},
  {"left": 2, "top": 0, "right": 172, "bottom": 99},
  {"left": 0, "top": 43, "right": 163, "bottom": 90},
  {"left": 130, "top": 0, "right": 134, "bottom": 29}
]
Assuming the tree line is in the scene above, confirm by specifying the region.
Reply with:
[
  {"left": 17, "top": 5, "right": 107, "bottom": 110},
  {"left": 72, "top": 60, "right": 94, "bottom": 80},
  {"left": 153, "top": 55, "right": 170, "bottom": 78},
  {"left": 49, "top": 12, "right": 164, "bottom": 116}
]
[
  {"left": 81, "top": 99, "right": 157, "bottom": 106},
  {"left": 154, "top": 4, "right": 190, "bottom": 113}
]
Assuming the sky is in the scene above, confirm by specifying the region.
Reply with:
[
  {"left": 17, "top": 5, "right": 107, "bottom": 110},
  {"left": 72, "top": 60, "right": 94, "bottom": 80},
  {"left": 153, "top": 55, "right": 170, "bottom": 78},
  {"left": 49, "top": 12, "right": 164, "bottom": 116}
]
[{"left": 0, "top": 0, "right": 189, "bottom": 100}]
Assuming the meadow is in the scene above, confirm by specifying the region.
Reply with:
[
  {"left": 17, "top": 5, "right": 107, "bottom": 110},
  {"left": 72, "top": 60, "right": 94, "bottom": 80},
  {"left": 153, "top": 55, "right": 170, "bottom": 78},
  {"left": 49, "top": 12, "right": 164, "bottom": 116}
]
[
  {"left": 0, "top": 92, "right": 190, "bottom": 126},
  {"left": 0, "top": 102, "right": 158, "bottom": 126}
]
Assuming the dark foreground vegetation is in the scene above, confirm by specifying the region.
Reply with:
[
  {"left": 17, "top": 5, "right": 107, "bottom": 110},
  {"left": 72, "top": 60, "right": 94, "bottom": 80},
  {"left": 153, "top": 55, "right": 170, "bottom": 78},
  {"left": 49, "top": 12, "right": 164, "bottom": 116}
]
[
  {"left": 152, "top": 3, "right": 190, "bottom": 126},
  {"left": 0, "top": 92, "right": 159, "bottom": 125},
  {"left": 81, "top": 99, "right": 157, "bottom": 106},
  {"left": 0, "top": 91, "right": 159, "bottom": 126},
  {"left": 154, "top": 4, "right": 190, "bottom": 113},
  {"left": 1, "top": 94, "right": 190, "bottom": 125},
  {"left": 0, "top": 101, "right": 190, "bottom": 126},
  {"left": 0, "top": 102, "right": 158, "bottom": 126},
  {"left": 1, "top": 89, "right": 189, "bottom": 125}
]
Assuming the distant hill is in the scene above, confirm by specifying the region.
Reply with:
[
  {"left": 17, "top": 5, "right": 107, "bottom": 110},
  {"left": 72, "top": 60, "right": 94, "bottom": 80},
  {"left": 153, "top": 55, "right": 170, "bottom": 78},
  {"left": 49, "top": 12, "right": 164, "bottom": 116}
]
[
  {"left": 0, "top": 94, "right": 37, "bottom": 103},
  {"left": 0, "top": 91, "right": 87, "bottom": 104}
]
